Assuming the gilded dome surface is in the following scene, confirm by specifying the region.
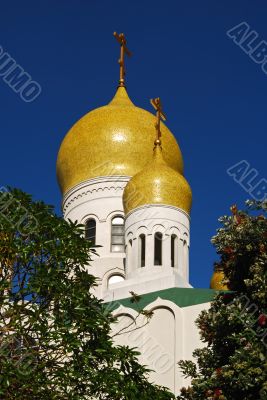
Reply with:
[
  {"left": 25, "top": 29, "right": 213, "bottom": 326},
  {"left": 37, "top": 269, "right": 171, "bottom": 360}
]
[
  {"left": 123, "top": 146, "right": 192, "bottom": 215},
  {"left": 57, "top": 87, "right": 184, "bottom": 194},
  {"left": 210, "top": 270, "right": 228, "bottom": 290}
]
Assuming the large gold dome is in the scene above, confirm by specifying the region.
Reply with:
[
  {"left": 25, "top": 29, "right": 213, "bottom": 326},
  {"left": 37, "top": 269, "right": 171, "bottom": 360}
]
[
  {"left": 123, "top": 145, "right": 192, "bottom": 215},
  {"left": 56, "top": 87, "right": 184, "bottom": 194}
]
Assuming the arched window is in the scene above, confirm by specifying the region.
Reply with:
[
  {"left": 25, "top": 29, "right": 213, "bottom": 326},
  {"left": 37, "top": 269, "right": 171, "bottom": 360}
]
[
  {"left": 111, "top": 216, "right": 125, "bottom": 252},
  {"left": 171, "top": 234, "right": 178, "bottom": 268},
  {"left": 154, "top": 232, "right": 162, "bottom": 266},
  {"left": 85, "top": 218, "right": 96, "bottom": 245},
  {"left": 108, "top": 274, "right": 125, "bottom": 288},
  {"left": 139, "top": 234, "right": 146, "bottom": 268}
]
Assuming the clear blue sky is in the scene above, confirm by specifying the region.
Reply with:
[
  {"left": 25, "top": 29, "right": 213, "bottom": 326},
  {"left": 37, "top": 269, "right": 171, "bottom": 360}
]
[{"left": 0, "top": 1, "right": 266, "bottom": 288}]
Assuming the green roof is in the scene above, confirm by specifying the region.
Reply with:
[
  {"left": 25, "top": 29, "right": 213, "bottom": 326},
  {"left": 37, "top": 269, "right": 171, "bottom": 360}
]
[{"left": 106, "top": 287, "right": 219, "bottom": 312}]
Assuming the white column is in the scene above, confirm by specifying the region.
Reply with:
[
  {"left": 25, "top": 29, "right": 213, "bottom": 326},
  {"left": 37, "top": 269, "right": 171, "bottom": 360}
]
[
  {"left": 146, "top": 233, "right": 154, "bottom": 268},
  {"left": 131, "top": 237, "right": 139, "bottom": 274},
  {"left": 177, "top": 238, "right": 184, "bottom": 275},
  {"left": 183, "top": 243, "right": 189, "bottom": 282},
  {"left": 125, "top": 241, "right": 131, "bottom": 277},
  {"left": 163, "top": 234, "right": 171, "bottom": 268},
  {"left": 174, "top": 236, "right": 179, "bottom": 269}
]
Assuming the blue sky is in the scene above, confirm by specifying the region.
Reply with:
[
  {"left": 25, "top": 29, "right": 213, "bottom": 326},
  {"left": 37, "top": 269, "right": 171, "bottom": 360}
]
[{"left": 0, "top": 1, "right": 266, "bottom": 288}]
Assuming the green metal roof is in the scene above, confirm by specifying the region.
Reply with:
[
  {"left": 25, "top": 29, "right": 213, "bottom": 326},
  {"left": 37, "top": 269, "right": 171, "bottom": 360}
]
[{"left": 106, "top": 287, "right": 219, "bottom": 312}]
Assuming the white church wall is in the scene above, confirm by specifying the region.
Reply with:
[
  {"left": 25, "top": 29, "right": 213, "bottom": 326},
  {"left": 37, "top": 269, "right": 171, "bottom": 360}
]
[
  {"left": 182, "top": 302, "right": 211, "bottom": 362},
  {"left": 145, "top": 305, "right": 176, "bottom": 392},
  {"left": 111, "top": 298, "right": 209, "bottom": 395}
]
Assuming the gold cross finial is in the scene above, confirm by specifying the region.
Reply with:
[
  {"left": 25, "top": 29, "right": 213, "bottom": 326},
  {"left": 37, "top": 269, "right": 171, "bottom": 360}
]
[
  {"left": 150, "top": 97, "right": 166, "bottom": 147},
  {"left": 114, "top": 32, "right": 132, "bottom": 87}
]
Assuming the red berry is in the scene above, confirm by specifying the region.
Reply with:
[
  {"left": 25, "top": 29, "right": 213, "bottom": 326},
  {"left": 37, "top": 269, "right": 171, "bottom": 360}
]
[
  {"left": 258, "top": 314, "right": 267, "bottom": 326},
  {"left": 214, "top": 388, "right": 222, "bottom": 398}
]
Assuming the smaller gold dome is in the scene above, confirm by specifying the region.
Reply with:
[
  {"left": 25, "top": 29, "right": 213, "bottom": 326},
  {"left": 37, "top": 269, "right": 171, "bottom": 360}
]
[
  {"left": 210, "top": 270, "right": 229, "bottom": 290},
  {"left": 123, "top": 145, "right": 192, "bottom": 215}
]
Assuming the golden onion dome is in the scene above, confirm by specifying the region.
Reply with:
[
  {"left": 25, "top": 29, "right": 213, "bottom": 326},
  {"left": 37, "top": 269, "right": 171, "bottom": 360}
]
[
  {"left": 123, "top": 144, "right": 192, "bottom": 215},
  {"left": 56, "top": 86, "right": 184, "bottom": 194},
  {"left": 210, "top": 270, "right": 229, "bottom": 290}
]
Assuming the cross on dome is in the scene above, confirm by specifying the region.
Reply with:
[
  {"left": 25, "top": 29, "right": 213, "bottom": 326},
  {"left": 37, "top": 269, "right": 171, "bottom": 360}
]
[
  {"left": 113, "top": 32, "right": 132, "bottom": 87},
  {"left": 150, "top": 97, "right": 166, "bottom": 147}
]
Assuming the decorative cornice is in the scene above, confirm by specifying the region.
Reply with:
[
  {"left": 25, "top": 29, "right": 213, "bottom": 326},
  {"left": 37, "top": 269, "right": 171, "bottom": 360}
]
[
  {"left": 62, "top": 176, "right": 131, "bottom": 213},
  {"left": 125, "top": 203, "right": 190, "bottom": 220}
]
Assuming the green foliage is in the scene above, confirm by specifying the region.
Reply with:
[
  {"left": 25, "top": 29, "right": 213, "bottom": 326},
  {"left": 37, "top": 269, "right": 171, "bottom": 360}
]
[
  {"left": 178, "top": 200, "right": 267, "bottom": 400},
  {"left": 0, "top": 188, "right": 174, "bottom": 400}
]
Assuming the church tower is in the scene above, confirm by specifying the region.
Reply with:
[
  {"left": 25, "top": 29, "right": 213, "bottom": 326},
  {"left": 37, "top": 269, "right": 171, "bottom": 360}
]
[
  {"left": 106, "top": 97, "right": 193, "bottom": 301},
  {"left": 56, "top": 33, "right": 216, "bottom": 394}
]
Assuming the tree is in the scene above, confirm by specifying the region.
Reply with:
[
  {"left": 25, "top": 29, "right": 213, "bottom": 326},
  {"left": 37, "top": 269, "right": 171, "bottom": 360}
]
[
  {"left": 0, "top": 188, "right": 174, "bottom": 400},
  {"left": 178, "top": 200, "right": 267, "bottom": 400}
]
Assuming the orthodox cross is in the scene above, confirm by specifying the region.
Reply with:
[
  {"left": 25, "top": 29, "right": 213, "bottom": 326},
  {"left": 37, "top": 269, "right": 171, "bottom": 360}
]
[
  {"left": 113, "top": 32, "right": 132, "bottom": 87},
  {"left": 150, "top": 97, "right": 166, "bottom": 146}
]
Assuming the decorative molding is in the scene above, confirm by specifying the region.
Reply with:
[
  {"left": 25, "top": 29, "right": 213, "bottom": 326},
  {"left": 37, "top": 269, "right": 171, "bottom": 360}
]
[
  {"left": 127, "top": 221, "right": 189, "bottom": 242},
  {"left": 125, "top": 203, "right": 191, "bottom": 220},
  {"left": 62, "top": 176, "right": 130, "bottom": 213}
]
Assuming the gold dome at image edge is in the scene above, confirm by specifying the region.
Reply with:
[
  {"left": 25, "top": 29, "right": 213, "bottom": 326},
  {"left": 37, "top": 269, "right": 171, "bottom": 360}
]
[
  {"left": 56, "top": 87, "right": 184, "bottom": 194},
  {"left": 210, "top": 270, "right": 229, "bottom": 290},
  {"left": 123, "top": 146, "right": 192, "bottom": 215}
]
